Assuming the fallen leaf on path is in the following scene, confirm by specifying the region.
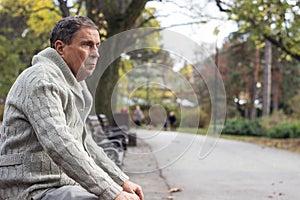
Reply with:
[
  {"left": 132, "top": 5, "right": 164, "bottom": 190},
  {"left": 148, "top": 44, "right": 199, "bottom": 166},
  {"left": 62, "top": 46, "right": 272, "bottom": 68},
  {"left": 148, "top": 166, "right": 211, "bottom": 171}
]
[{"left": 168, "top": 188, "right": 182, "bottom": 193}]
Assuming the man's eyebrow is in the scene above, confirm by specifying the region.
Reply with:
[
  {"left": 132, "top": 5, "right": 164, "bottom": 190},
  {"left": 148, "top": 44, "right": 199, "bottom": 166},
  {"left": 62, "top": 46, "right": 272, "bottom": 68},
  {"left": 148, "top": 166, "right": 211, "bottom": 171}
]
[
  {"left": 80, "top": 40, "right": 97, "bottom": 46},
  {"left": 83, "top": 39, "right": 100, "bottom": 44},
  {"left": 81, "top": 40, "right": 93, "bottom": 44}
]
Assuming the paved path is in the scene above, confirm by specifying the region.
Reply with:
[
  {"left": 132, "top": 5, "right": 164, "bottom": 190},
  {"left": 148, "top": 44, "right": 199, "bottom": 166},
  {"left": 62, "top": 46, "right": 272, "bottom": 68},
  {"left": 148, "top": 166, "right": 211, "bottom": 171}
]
[
  {"left": 125, "top": 130, "right": 300, "bottom": 200},
  {"left": 123, "top": 138, "right": 170, "bottom": 199}
]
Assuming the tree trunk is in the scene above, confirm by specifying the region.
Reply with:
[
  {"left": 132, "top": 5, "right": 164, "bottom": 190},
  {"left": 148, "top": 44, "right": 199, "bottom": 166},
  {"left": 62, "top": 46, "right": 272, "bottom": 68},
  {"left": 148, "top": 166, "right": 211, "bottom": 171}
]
[
  {"left": 263, "top": 39, "right": 272, "bottom": 116},
  {"left": 95, "top": 59, "right": 121, "bottom": 121},
  {"left": 272, "top": 59, "right": 280, "bottom": 112},
  {"left": 250, "top": 48, "right": 260, "bottom": 120},
  {"left": 84, "top": 0, "right": 148, "bottom": 121},
  {"left": 57, "top": 0, "right": 70, "bottom": 17}
]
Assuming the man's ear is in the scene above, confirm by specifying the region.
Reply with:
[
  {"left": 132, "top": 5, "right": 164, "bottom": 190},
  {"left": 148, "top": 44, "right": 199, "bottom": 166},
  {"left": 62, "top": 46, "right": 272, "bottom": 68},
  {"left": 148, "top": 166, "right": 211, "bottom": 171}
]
[{"left": 54, "top": 40, "right": 65, "bottom": 55}]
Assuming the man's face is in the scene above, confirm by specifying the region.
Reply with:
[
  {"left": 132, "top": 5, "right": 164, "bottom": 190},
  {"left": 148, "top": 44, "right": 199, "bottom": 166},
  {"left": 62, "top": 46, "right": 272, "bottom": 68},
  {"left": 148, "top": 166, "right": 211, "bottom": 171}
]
[{"left": 56, "top": 27, "right": 100, "bottom": 81}]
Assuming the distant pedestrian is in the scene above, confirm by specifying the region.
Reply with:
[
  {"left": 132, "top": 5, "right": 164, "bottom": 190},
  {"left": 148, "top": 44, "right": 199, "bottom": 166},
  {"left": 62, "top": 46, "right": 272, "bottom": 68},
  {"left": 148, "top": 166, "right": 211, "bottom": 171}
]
[
  {"left": 120, "top": 105, "right": 129, "bottom": 114},
  {"left": 163, "top": 120, "right": 168, "bottom": 131},
  {"left": 169, "top": 111, "right": 177, "bottom": 131},
  {"left": 133, "top": 105, "right": 144, "bottom": 127}
]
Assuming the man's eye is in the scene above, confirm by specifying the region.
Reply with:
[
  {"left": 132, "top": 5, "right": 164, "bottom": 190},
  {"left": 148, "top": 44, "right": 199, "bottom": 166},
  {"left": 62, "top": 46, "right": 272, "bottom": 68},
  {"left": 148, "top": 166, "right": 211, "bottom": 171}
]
[
  {"left": 82, "top": 41, "right": 99, "bottom": 49},
  {"left": 84, "top": 42, "right": 92, "bottom": 47}
]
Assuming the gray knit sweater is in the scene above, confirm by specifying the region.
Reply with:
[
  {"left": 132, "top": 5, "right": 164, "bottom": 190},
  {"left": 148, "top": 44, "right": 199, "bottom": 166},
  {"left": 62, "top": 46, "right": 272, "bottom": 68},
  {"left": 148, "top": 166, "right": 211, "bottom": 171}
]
[{"left": 0, "top": 48, "right": 128, "bottom": 200}]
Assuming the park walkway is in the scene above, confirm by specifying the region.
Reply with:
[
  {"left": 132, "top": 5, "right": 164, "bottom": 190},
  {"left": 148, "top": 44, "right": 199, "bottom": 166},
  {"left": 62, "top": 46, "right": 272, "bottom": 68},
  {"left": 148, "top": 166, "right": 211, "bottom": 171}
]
[
  {"left": 124, "top": 129, "right": 300, "bottom": 200},
  {"left": 123, "top": 138, "right": 170, "bottom": 199}
]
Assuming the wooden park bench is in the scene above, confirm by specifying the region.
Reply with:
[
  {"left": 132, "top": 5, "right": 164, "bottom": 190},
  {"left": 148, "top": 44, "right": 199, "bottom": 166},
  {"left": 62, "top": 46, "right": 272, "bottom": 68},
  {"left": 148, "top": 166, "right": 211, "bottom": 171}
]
[
  {"left": 86, "top": 115, "right": 125, "bottom": 167},
  {"left": 98, "top": 114, "right": 137, "bottom": 147}
]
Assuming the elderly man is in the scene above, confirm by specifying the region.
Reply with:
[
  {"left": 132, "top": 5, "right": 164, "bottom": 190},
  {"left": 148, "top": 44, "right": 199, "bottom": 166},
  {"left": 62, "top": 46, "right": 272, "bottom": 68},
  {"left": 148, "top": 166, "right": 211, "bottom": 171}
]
[{"left": 0, "top": 16, "right": 143, "bottom": 200}]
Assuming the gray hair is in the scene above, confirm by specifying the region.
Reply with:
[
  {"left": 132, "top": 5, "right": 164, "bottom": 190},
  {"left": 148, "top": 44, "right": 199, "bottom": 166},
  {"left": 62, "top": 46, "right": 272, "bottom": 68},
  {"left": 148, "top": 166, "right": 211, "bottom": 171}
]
[{"left": 50, "top": 15, "right": 98, "bottom": 48}]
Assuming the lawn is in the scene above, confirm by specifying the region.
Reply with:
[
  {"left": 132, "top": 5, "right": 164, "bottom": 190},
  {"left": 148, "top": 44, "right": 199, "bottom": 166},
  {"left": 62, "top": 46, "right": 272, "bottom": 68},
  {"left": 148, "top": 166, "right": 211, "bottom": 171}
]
[
  {"left": 223, "top": 135, "right": 300, "bottom": 154},
  {"left": 177, "top": 127, "right": 300, "bottom": 154}
]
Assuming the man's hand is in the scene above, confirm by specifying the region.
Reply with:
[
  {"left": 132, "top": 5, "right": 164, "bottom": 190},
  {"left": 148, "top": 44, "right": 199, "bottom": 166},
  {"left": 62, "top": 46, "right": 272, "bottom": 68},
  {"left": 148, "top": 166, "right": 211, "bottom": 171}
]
[
  {"left": 122, "top": 180, "right": 144, "bottom": 200},
  {"left": 114, "top": 191, "right": 140, "bottom": 200}
]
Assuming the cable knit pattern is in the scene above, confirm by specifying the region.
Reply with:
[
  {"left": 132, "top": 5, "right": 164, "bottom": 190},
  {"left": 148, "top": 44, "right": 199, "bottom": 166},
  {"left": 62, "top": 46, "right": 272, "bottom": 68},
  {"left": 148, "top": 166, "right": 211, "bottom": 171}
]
[{"left": 0, "top": 48, "right": 128, "bottom": 200}]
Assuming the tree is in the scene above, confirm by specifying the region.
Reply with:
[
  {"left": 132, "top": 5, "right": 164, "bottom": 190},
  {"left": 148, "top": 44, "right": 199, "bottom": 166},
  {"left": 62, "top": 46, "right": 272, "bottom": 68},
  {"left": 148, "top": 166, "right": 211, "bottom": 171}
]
[
  {"left": 0, "top": 0, "right": 157, "bottom": 121},
  {"left": 219, "top": 39, "right": 258, "bottom": 118},
  {"left": 83, "top": 1, "right": 159, "bottom": 120},
  {"left": 0, "top": 0, "right": 61, "bottom": 98},
  {"left": 263, "top": 39, "right": 271, "bottom": 116},
  {"left": 215, "top": 0, "right": 300, "bottom": 117},
  {"left": 215, "top": 0, "right": 300, "bottom": 61},
  {"left": 279, "top": 60, "right": 300, "bottom": 115}
]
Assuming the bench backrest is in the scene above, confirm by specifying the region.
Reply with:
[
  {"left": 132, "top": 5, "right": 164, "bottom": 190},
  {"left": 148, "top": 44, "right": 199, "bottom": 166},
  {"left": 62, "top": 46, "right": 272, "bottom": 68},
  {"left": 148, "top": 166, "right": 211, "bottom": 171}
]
[
  {"left": 86, "top": 115, "right": 107, "bottom": 141},
  {"left": 98, "top": 114, "right": 111, "bottom": 132}
]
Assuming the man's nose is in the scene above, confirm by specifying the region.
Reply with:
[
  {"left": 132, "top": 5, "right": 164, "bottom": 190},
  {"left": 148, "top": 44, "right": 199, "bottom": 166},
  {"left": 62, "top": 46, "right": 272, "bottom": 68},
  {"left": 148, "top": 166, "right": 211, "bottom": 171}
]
[{"left": 91, "top": 45, "right": 100, "bottom": 58}]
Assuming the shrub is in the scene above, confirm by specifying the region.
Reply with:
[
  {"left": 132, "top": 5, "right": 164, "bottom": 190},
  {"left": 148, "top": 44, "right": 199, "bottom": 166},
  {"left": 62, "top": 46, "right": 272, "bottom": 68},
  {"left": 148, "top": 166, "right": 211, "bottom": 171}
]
[
  {"left": 290, "top": 124, "right": 300, "bottom": 138},
  {"left": 267, "top": 124, "right": 292, "bottom": 138},
  {"left": 288, "top": 94, "right": 300, "bottom": 118},
  {"left": 222, "top": 118, "right": 262, "bottom": 136},
  {"left": 267, "top": 123, "right": 300, "bottom": 138},
  {"left": 260, "top": 110, "right": 292, "bottom": 132},
  {"left": 180, "top": 108, "right": 210, "bottom": 128},
  {"left": 260, "top": 110, "right": 300, "bottom": 138}
]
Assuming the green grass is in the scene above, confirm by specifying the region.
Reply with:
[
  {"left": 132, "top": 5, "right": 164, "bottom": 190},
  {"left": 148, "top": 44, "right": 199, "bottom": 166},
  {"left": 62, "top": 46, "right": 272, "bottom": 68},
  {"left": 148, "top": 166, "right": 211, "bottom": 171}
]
[
  {"left": 176, "top": 127, "right": 300, "bottom": 154},
  {"left": 176, "top": 127, "right": 207, "bottom": 135}
]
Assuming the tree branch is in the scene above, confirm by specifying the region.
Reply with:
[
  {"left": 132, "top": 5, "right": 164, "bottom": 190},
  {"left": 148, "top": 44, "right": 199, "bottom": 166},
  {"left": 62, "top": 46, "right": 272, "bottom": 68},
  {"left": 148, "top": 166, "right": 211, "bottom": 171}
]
[
  {"left": 31, "top": 6, "right": 60, "bottom": 16},
  {"left": 264, "top": 34, "right": 300, "bottom": 61},
  {"left": 75, "top": 0, "right": 84, "bottom": 15},
  {"left": 215, "top": 0, "right": 300, "bottom": 62},
  {"left": 215, "top": 0, "right": 231, "bottom": 12},
  {"left": 137, "top": 15, "right": 156, "bottom": 27},
  {"left": 57, "top": 0, "right": 70, "bottom": 17},
  {"left": 160, "top": 20, "right": 207, "bottom": 29},
  {"left": 122, "top": 0, "right": 149, "bottom": 29}
]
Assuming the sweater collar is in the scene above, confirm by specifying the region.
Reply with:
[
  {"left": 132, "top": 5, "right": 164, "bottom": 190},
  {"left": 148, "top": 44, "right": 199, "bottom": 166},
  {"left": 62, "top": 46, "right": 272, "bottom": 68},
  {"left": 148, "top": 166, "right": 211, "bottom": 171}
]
[{"left": 33, "top": 47, "right": 83, "bottom": 97}]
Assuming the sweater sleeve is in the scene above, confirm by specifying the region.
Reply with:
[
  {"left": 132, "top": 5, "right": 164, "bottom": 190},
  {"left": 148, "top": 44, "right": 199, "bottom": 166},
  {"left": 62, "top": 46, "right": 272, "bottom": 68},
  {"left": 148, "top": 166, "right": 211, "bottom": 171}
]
[
  {"left": 23, "top": 78, "right": 122, "bottom": 199},
  {"left": 83, "top": 130, "right": 129, "bottom": 185}
]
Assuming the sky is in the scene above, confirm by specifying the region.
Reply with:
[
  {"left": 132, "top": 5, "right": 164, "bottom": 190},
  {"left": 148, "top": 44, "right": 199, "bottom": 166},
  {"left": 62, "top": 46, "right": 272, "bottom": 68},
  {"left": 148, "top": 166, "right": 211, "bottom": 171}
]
[{"left": 146, "top": 0, "right": 238, "bottom": 49}]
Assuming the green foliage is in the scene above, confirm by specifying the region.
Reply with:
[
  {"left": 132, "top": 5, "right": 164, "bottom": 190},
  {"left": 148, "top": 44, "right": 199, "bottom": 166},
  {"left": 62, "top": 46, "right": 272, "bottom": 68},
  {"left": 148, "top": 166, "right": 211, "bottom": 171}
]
[
  {"left": 0, "top": 103, "right": 4, "bottom": 121},
  {"left": 0, "top": 0, "right": 62, "bottom": 98},
  {"left": 225, "top": 0, "right": 300, "bottom": 61},
  {"left": 180, "top": 108, "right": 210, "bottom": 128},
  {"left": 260, "top": 110, "right": 300, "bottom": 139},
  {"left": 26, "top": 1, "right": 61, "bottom": 37},
  {"left": 1, "top": 0, "right": 60, "bottom": 37},
  {"left": 267, "top": 123, "right": 300, "bottom": 139},
  {"left": 280, "top": 61, "right": 300, "bottom": 113},
  {"left": 225, "top": 112, "right": 300, "bottom": 138},
  {"left": 260, "top": 110, "right": 292, "bottom": 132},
  {"left": 0, "top": 34, "right": 27, "bottom": 97},
  {"left": 287, "top": 93, "right": 300, "bottom": 118},
  {"left": 222, "top": 118, "right": 262, "bottom": 136}
]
